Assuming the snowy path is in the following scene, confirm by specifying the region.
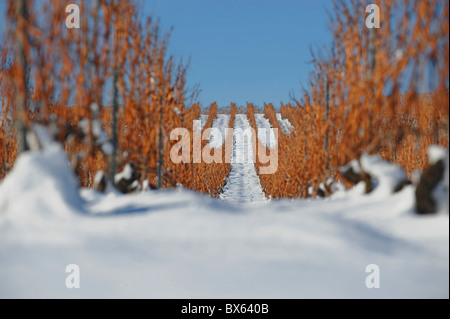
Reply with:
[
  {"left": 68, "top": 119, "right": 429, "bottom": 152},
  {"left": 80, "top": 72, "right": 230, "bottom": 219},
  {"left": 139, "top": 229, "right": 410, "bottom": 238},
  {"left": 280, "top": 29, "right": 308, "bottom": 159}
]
[
  {"left": 220, "top": 114, "right": 267, "bottom": 204},
  {"left": 208, "top": 114, "right": 230, "bottom": 148}
]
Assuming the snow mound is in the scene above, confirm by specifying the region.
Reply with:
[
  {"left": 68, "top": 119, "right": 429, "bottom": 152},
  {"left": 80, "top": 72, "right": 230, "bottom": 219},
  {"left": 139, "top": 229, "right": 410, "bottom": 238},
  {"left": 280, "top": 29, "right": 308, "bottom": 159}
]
[
  {"left": 114, "top": 163, "right": 133, "bottom": 184},
  {"left": 276, "top": 113, "right": 294, "bottom": 135},
  {"left": 339, "top": 154, "right": 409, "bottom": 197},
  {"left": 360, "top": 153, "right": 409, "bottom": 197},
  {"left": 0, "top": 143, "right": 83, "bottom": 220},
  {"left": 427, "top": 145, "right": 448, "bottom": 166}
]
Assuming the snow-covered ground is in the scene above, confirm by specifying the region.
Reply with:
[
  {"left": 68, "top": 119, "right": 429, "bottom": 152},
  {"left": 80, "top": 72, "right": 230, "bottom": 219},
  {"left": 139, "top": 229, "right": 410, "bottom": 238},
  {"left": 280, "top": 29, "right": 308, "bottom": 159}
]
[
  {"left": 0, "top": 140, "right": 448, "bottom": 298},
  {"left": 255, "top": 114, "right": 277, "bottom": 149},
  {"left": 276, "top": 113, "right": 294, "bottom": 135},
  {"left": 195, "top": 114, "right": 230, "bottom": 149},
  {"left": 220, "top": 114, "right": 266, "bottom": 204},
  {"left": 193, "top": 114, "right": 209, "bottom": 132},
  {"left": 208, "top": 114, "right": 230, "bottom": 149}
]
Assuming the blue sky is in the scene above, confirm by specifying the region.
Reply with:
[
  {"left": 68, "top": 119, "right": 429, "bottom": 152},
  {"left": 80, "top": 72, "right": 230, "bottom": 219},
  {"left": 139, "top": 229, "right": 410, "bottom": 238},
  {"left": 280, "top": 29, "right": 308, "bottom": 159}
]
[
  {"left": 0, "top": 0, "right": 333, "bottom": 108},
  {"left": 144, "top": 0, "right": 332, "bottom": 107}
]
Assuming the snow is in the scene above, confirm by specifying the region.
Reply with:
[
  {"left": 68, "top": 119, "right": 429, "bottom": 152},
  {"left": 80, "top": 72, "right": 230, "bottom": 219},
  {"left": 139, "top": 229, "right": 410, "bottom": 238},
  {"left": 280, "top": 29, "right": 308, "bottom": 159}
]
[
  {"left": 173, "top": 107, "right": 182, "bottom": 116},
  {"left": 93, "top": 170, "right": 105, "bottom": 187},
  {"left": 100, "top": 141, "right": 114, "bottom": 155},
  {"left": 395, "top": 49, "right": 404, "bottom": 61},
  {"left": 194, "top": 114, "right": 230, "bottom": 149},
  {"left": 92, "top": 119, "right": 113, "bottom": 155},
  {"left": 339, "top": 159, "right": 362, "bottom": 175},
  {"left": 276, "top": 113, "right": 294, "bottom": 135},
  {"left": 78, "top": 118, "right": 90, "bottom": 135},
  {"left": 194, "top": 114, "right": 209, "bottom": 132},
  {"left": 319, "top": 182, "right": 326, "bottom": 192},
  {"left": 255, "top": 114, "right": 277, "bottom": 149},
  {"left": 0, "top": 141, "right": 448, "bottom": 298},
  {"left": 0, "top": 143, "right": 83, "bottom": 219},
  {"left": 93, "top": 171, "right": 119, "bottom": 194},
  {"left": 142, "top": 179, "right": 149, "bottom": 192},
  {"left": 220, "top": 115, "right": 267, "bottom": 204},
  {"left": 207, "top": 114, "right": 230, "bottom": 149},
  {"left": 77, "top": 117, "right": 113, "bottom": 155},
  {"left": 114, "top": 163, "right": 133, "bottom": 184},
  {"left": 27, "top": 124, "right": 54, "bottom": 150},
  {"left": 428, "top": 145, "right": 448, "bottom": 166},
  {"left": 411, "top": 169, "right": 422, "bottom": 185},
  {"left": 360, "top": 153, "right": 409, "bottom": 197},
  {"left": 90, "top": 102, "right": 100, "bottom": 114}
]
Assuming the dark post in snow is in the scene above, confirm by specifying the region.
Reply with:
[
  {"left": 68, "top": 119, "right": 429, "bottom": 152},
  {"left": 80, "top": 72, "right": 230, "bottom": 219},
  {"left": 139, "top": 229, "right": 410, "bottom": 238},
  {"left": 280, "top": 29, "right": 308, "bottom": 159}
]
[
  {"left": 368, "top": 27, "right": 376, "bottom": 72},
  {"left": 109, "top": 67, "right": 119, "bottom": 182},
  {"left": 156, "top": 95, "right": 164, "bottom": 189},
  {"left": 324, "top": 75, "right": 330, "bottom": 169},
  {"left": 14, "top": 0, "right": 29, "bottom": 154}
]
